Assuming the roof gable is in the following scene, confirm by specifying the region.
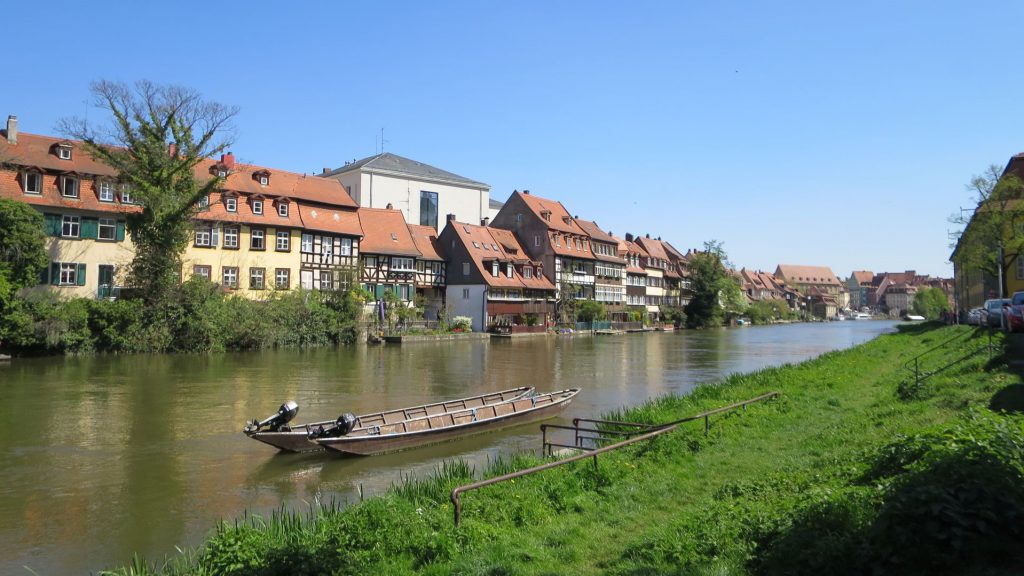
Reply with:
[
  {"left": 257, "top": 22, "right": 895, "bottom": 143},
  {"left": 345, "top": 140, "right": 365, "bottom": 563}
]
[
  {"left": 322, "top": 152, "right": 488, "bottom": 189},
  {"left": 357, "top": 207, "right": 421, "bottom": 256}
]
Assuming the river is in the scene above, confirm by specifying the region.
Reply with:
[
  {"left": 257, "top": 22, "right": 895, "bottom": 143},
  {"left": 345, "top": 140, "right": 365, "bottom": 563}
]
[{"left": 0, "top": 320, "right": 897, "bottom": 575}]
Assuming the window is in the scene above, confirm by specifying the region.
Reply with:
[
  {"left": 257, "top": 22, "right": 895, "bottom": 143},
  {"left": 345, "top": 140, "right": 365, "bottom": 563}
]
[
  {"left": 198, "top": 195, "right": 210, "bottom": 210},
  {"left": 277, "top": 202, "right": 289, "bottom": 217},
  {"left": 339, "top": 237, "right": 352, "bottom": 256},
  {"left": 193, "top": 265, "right": 211, "bottom": 280},
  {"left": 524, "top": 267, "right": 533, "bottom": 279},
  {"left": 276, "top": 231, "right": 290, "bottom": 251},
  {"left": 275, "top": 268, "right": 290, "bottom": 289},
  {"left": 491, "top": 244, "right": 498, "bottom": 251},
  {"left": 506, "top": 264, "right": 513, "bottom": 278},
  {"left": 195, "top": 226, "right": 211, "bottom": 247},
  {"left": 391, "top": 257, "right": 414, "bottom": 271},
  {"left": 322, "top": 240, "right": 333, "bottom": 258},
  {"left": 223, "top": 226, "right": 239, "bottom": 249},
  {"left": 492, "top": 261, "right": 499, "bottom": 277},
  {"left": 57, "top": 146, "right": 72, "bottom": 160},
  {"left": 98, "top": 181, "right": 115, "bottom": 202},
  {"left": 98, "top": 218, "right": 116, "bottom": 241},
  {"left": 222, "top": 267, "right": 239, "bottom": 288},
  {"left": 62, "top": 215, "right": 80, "bottom": 238},
  {"left": 463, "top": 288, "right": 470, "bottom": 299},
  {"left": 472, "top": 241, "right": 480, "bottom": 248},
  {"left": 22, "top": 171, "right": 42, "bottom": 194},
  {"left": 462, "top": 262, "right": 470, "bottom": 275},
  {"left": 554, "top": 235, "right": 560, "bottom": 247},
  {"left": 419, "top": 191, "right": 438, "bottom": 229},
  {"left": 120, "top": 184, "right": 133, "bottom": 204},
  {"left": 225, "top": 197, "right": 237, "bottom": 212},
  {"left": 250, "top": 267, "right": 265, "bottom": 290},
  {"left": 259, "top": 175, "right": 269, "bottom": 186},
  {"left": 61, "top": 175, "right": 79, "bottom": 198},
  {"left": 516, "top": 213, "right": 523, "bottom": 222},
  {"left": 301, "top": 233, "right": 313, "bottom": 253},
  {"left": 252, "top": 199, "right": 264, "bottom": 215},
  {"left": 59, "top": 262, "right": 78, "bottom": 285},
  {"left": 320, "top": 270, "right": 333, "bottom": 289},
  {"left": 250, "top": 228, "right": 265, "bottom": 250},
  {"left": 483, "top": 243, "right": 490, "bottom": 251},
  {"left": 535, "top": 235, "right": 540, "bottom": 247}
]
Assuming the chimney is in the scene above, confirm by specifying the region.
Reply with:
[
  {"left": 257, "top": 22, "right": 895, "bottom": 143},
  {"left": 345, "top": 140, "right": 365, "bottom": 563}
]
[
  {"left": 6, "top": 115, "right": 17, "bottom": 144},
  {"left": 322, "top": 167, "right": 331, "bottom": 174},
  {"left": 447, "top": 213, "right": 457, "bottom": 222},
  {"left": 645, "top": 233, "right": 650, "bottom": 238},
  {"left": 625, "top": 233, "right": 634, "bottom": 242},
  {"left": 523, "top": 189, "right": 530, "bottom": 195},
  {"left": 168, "top": 142, "right": 177, "bottom": 157},
  {"left": 222, "top": 152, "right": 235, "bottom": 169},
  {"left": 386, "top": 202, "right": 393, "bottom": 209},
  {"left": 481, "top": 217, "right": 490, "bottom": 226}
]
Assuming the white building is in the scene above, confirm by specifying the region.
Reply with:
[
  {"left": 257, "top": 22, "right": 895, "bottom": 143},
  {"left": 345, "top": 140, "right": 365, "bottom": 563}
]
[{"left": 320, "top": 152, "right": 490, "bottom": 233}]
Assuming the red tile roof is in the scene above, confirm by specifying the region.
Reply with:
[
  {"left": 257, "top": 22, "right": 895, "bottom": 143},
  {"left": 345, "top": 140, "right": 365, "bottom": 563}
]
[
  {"left": 851, "top": 270, "right": 874, "bottom": 285},
  {"left": 196, "top": 158, "right": 357, "bottom": 208},
  {"left": 195, "top": 191, "right": 303, "bottom": 227},
  {"left": 357, "top": 207, "right": 421, "bottom": 257},
  {"left": 775, "top": 264, "right": 841, "bottom": 286},
  {"left": 513, "top": 190, "right": 586, "bottom": 235},
  {"left": 448, "top": 220, "right": 554, "bottom": 291},
  {"left": 407, "top": 224, "right": 444, "bottom": 261},
  {"left": 619, "top": 238, "right": 649, "bottom": 275},
  {"left": 575, "top": 218, "right": 625, "bottom": 264},
  {"left": 298, "top": 203, "right": 362, "bottom": 236}
]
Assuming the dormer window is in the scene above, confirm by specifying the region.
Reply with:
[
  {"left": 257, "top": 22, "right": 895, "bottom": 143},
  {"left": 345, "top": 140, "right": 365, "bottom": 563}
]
[
  {"left": 252, "top": 199, "right": 264, "bottom": 215},
  {"left": 541, "top": 210, "right": 551, "bottom": 221},
  {"left": 198, "top": 195, "right": 210, "bottom": 210},
  {"left": 253, "top": 170, "right": 271, "bottom": 186},
  {"left": 218, "top": 170, "right": 228, "bottom": 178},
  {"left": 277, "top": 201, "right": 289, "bottom": 217},
  {"left": 391, "top": 232, "right": 398, "bottom": 241},
  {"left": 56, "top": 144, "right": 72, "bottom": 160},
  {"left": 98, "top": 180, "right": 115, "bottom": 202},
  {"left": 225, "top": 197, "right": 237, "bottom": 212},
  {"left": 260, "top": 175, "right": 268, "bottom": 185},
  {"left": 22, "top": 170, "right": 42, "bottom": 195},
  {"left": 120, "top": 184, "right": 133, "bottom": 204}
]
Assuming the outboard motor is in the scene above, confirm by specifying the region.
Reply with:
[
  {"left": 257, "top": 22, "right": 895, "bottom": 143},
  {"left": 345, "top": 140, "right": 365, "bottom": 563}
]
[
  {"left": 245, "top": 401, "right": 299, "bottom": 433},
  {"left": 308, "top": 412, "right": 358, "bottom": 439}
]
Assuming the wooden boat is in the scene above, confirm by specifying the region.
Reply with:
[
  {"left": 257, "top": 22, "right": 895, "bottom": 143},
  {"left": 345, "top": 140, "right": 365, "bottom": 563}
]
[
  {"left": 244, "top": 387, "right": 534, "bottom": 453},
  {"left": 313, "top": 388, "right": 581, "bottom": 457}
]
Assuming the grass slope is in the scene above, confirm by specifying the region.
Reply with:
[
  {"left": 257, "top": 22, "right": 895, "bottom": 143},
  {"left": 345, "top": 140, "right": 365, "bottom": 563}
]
[{"left": 105, "top": 324, "right": 1024, "bottom": 576}]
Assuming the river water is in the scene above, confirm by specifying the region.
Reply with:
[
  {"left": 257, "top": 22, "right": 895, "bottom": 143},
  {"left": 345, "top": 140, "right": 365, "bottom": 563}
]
[{"left": 0, "top": 320, "right": 897, "bottom": 575}]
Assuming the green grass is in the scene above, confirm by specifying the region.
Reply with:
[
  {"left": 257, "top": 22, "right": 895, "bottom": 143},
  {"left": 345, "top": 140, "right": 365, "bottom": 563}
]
[{"left": 101, "top": 323, "right": 1024, "bottom": 576}]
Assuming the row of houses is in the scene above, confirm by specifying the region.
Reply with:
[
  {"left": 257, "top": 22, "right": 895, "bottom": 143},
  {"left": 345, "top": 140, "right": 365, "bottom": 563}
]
[
  {"left": 3, "top": 114, "right": 951, "bottom": 329},
  {"left": 1, "top": 116, "right": 702, "bottom": 332}
]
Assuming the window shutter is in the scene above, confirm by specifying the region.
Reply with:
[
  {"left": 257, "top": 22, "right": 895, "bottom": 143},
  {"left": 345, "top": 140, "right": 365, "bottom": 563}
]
[
  {"left": 77, "top": 263, "right": 87, "bottom": 286},
  {"left": 44, "top": 214, "right": 61, "bottom": 236},
  {"left": 39, "top": 264, "right": 49, "bottom": 285},
  {"left": 50, "top": 263, "right": 59, "bottom": 285},
  {"left": 80, "top": 218, "right": 99, "bottom": 239},
  {"left": 115, "top": 221, "right": 126, "bottom": 241}
]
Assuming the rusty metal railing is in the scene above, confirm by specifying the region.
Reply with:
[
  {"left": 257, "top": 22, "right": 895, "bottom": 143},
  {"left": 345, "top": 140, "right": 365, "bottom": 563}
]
[{"left": 450, "top": 390, "right": 780, "bottom": 526}]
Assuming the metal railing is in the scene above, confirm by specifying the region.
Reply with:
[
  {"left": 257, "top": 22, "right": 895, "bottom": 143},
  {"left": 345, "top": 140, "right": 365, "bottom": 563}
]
[
  {"left": 450, "top": 391, "right": 780, "bottom": 526},
  {"left": 903, "top": 328, "right": 993, "bottom": 387}
]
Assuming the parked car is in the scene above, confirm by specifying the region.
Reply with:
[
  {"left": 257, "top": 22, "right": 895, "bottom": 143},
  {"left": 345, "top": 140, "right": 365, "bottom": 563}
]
[
  {"left": 967, "top": 307, "right": 984, "bottom": 326},
  {"left": 1005, "top": 292, "right": 1024, "bottom": 332},
  {"left": 985, "top": 298, "right": 1012, "bottom": 328}
]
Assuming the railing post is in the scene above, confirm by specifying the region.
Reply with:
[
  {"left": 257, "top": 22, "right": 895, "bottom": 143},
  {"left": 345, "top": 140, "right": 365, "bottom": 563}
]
[
  {"left": 542, "top": 425, "right": 548, "bottom": 456},
  {"left": 592, "top": 453, "right": 598, "bottom": 472},
  {"left": 704, "top": 414, "right": 709, "bottom": 435},
  {"left": 452, "top": 490, "right": 462, "bottom": 527},
  {"left": 915, "top": 358, "right": 919, "bottom": 386}
]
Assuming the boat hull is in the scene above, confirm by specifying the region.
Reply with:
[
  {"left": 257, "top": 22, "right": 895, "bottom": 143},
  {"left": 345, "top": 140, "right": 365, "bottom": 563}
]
[
  {"left": 315, "top": 389, "right": 579, "bottom": 457},
  {"left": 245, "top": 386, "right": 534, "bottom": 453}
]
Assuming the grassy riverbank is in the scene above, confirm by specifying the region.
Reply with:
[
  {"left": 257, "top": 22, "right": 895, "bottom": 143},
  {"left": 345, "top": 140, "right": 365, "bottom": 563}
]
[{"left": 105, "top": 323, "right": 1024, "bottom": 575}]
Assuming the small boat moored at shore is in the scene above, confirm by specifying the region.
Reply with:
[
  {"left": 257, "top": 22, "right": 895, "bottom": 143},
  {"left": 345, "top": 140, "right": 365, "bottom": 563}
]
[
  {"left": 312, "top": 388, "right": 581, "bottom": 457},
  {"left": 244, "top": 386, "right": 534, "bottom": 452}
]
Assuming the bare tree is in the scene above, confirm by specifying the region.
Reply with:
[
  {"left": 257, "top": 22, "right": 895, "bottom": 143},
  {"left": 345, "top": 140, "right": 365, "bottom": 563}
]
[{"left": 61, "top": 80, "right": 238, "bottom": 303}]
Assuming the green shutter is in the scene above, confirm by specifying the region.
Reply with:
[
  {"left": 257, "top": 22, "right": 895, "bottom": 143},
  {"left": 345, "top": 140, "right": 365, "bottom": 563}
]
[
  {"left": 375, "top": 285, "right": 385, "bottom": 299},
  {"left": 44, "top": 214, "right": 61, "bottom": 236},
  {"left": 77, "top": 263, "right": 86, "bottom": 286},
  {"left": 50, "top": 263, "right": 59, "bottom": 286},
  {"left": 38, "top": 264, "right": 49, "bottom": 285},
  {"left": 80, "top": 218, "right": 98, "bottom": 240},
  {"left": 115, "top": 221, "right": 126, "bottom": 241}
]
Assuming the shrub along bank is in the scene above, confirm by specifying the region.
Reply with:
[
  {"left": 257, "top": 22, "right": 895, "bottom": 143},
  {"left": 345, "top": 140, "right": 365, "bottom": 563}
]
[
  {"left": 102, "top": 324, "right": 1024, "bottom": 575},
  {"left": 0, "top": 278, "right": 364, "bottom": 355}
]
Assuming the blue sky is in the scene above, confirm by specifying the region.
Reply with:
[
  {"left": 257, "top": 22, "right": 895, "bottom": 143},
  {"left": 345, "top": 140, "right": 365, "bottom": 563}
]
[{"left": 7, "top": 1, "right": 1023, "bottom": 277}]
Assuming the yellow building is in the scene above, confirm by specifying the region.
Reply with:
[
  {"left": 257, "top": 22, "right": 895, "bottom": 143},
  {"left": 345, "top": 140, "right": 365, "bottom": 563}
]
[{"left": 1, "top": 120, "right": 136, "bottom": 298}]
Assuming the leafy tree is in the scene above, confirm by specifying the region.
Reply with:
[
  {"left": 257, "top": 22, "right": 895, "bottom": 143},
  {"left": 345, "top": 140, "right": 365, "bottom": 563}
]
[
  {"left": 912, "top": 287, "right": 950, "bottom": 320},
  {"left": 950, "top": 164, "right": 1024, "bottom": 298},
  {"left": 684, "top": 240, "right": 741, "bottom": 328},
  {"left": 576, "top": 299, "right": 607, "bottom": 323},
  {"left": 61, "top": 80, "right": 238, "bottom": 304},
  {"left": 0, "top": 199, "right": 48, "bottom": 349},
  {"left": 556, "top": 279, "right": 581, "bottom": 324}
]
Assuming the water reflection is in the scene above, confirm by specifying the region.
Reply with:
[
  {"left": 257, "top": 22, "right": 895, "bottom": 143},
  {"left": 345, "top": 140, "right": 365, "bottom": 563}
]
[{"left": 0, "top": 321, "right": 896, "bottom": 574}]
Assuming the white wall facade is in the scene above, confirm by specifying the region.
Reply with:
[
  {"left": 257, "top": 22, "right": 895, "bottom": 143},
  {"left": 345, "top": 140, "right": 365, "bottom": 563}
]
[
  {"left": 334, "top": 171, "right": 489, "bottom": 232},
  {"left": 445, "top": 284, "right": 488, "bottom": 332}
]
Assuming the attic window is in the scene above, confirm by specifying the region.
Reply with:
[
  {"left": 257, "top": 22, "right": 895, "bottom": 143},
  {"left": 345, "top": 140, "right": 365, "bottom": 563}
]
[
  {"left": 218, "top": 170, "right": 227, "bottom": 178},
  {"left": 56, "top": 144, "right": 72, "bottom": 160},
  {"left": 483, "top": 243, "right": 490, "bottom": 251},
  {"left": 463, "top": 226, "right": 470, "bottom": 233},
  {"left": 260, "top": 176, "right": 268, "bottom": 185},
  {"left": 562, "top": 216, "right": 571, "bottom": 224},
  {"left": 391, "top": 232, "right": 398, "bottom": 241},
  {"left": 252, "top": 199, "right": 264, "bottom": 215},
  {"left": 254, "top": 170, "right": 271, "bottom": 186},
  {"left": 225, "top": 197, "right": 237, "bottom": 212},
  {"left": 472, "top": 241, "right": 480, "bottom": 248},
  {"left": 277, "top": 201, "right": 289, "bottom": 217},
  {"left": 22, "top": 170, "right": 42, "bottom": 195},
  {"left": 541, "top": 210, "right": 551, "bottom": 221},
  {"left": 491, "top": 243, "right": 498, "bottom": 251}
]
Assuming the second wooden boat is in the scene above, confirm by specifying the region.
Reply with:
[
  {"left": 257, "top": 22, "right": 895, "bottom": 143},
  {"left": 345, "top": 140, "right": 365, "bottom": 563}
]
[
  {"left": 244, "top": 386, "right": 534, "bottom": 453},
  {"left": 313, "top": 388, "right": 581, "bottom": 456}
]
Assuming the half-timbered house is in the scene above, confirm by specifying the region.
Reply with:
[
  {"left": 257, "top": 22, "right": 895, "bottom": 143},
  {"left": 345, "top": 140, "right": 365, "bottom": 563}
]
[
  {"left": 356, "top": 206, "right": 422, "bottom": 302},
  {"left": 407, "top": 224, "right": 446, "bottom": 319}
]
